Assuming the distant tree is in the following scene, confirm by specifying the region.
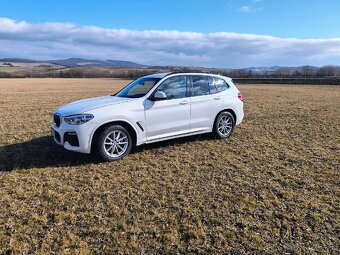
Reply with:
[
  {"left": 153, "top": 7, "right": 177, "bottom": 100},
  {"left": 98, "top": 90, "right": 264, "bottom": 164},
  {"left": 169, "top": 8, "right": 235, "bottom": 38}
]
[
  {"left": 300, "top": 66, "right": 317, "bottom": 77},
  {"left": 0, "top": 72, "right": 13, "bottom": 78},
  {"left": 274, "top": 67, "right": 292, "bottom": 78},
  {"left": 317, "top": 66, "right": 337, "bottom": 77}
]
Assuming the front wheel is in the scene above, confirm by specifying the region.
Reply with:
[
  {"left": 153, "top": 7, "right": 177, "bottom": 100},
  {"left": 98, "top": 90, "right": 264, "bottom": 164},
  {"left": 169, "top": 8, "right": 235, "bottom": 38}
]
[
  {"left": 94, "top": 125, "right": 132, "bottom": 161},
  {"left": 213, "top": 111, "right": 236, "bottom": 139}
]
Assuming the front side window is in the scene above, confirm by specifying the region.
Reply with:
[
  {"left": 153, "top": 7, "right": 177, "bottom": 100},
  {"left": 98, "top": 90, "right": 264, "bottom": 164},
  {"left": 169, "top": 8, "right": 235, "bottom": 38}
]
[
  {"left": 116, "top": 77, "right": 161, "bottom": 98},
  {"left": 192, "top": 76, "right": 210, "bottom": 96},
  {"left": 155, "top": 76, "right": 187, "bottom": 100}
]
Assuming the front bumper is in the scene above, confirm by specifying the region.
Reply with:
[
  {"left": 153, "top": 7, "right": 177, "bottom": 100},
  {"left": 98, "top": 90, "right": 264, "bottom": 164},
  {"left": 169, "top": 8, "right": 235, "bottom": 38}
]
[{"left": 51, "top": 120, "right": 97, "bottom": 154}]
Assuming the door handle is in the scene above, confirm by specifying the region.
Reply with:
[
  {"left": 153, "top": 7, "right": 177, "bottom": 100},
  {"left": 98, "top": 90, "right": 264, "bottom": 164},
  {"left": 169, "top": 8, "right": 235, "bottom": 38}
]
[
  {"left": 179, "top": 100, "right": 190, "bottom": 105},
  {"left": 214, "top": 97, "right": 222, "bottom": 100}
]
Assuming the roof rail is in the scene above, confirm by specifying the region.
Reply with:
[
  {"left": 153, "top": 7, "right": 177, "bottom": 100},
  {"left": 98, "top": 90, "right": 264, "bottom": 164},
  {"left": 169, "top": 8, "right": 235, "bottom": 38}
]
[{"left": 164, "top": 70, "right": 210, "bottom": 77}]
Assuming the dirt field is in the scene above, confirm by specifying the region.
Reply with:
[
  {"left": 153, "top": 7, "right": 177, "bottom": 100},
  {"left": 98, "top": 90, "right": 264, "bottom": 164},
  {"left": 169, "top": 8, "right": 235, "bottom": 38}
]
[{"left": 0, "top": 79, "right": 339, "bottom": 254}]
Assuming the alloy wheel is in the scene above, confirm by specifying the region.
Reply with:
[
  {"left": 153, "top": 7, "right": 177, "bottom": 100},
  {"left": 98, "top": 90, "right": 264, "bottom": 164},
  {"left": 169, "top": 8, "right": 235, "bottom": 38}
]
[
  {"left": 218, "top": 113, "right": 233, "bottom": 136},
  {"left": 103, "top": 130, "right": 129, "bottom": 158}
]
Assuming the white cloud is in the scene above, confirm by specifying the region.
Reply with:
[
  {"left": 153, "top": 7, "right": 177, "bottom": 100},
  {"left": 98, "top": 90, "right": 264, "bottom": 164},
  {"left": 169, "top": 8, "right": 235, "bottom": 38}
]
[
  {"left": 0, "top": 17, "right": 340, "bottom": 68},
  {"left": 239, "top": 5, "right": 251, "bottom": 12},
  {"left": 239, "top": 5, "right": 263, "bottom": 12}
]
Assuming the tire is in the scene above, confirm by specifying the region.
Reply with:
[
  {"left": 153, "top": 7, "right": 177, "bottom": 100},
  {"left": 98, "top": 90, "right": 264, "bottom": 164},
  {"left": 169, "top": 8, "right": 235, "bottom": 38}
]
[
  {"left": 94, "top": 125, "right": 132, "bottom": 161},
  {"left": 213, "top": 111, "right": 236, "bottom": 139}
]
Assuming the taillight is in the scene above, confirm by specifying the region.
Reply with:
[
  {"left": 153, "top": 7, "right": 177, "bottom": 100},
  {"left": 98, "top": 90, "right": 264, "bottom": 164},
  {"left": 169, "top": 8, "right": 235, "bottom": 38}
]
[{"left": 238, "top": 92, "right": 243, "bottom": 101}]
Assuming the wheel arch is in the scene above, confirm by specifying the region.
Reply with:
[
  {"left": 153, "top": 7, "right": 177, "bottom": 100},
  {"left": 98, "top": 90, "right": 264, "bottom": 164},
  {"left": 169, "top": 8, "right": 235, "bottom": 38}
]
[
  {"left": 212, "top": 108, "right": 237, "bottom": 128},
  {"left": 90, "top": 120, "right": 138, "bottom": 153}
]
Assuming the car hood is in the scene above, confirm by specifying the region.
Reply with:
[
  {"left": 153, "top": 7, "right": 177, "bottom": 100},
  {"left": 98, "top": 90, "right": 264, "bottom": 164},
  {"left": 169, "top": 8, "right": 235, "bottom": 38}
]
[{"left": 55, "top": 96, "right": 136, "bottom": 116}]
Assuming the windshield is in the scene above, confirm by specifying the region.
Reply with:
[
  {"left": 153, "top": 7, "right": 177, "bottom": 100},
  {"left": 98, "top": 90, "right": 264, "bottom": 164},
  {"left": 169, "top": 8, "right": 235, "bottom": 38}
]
[{"left": 115, "top": 77, "right": 161, "bottom": 98}]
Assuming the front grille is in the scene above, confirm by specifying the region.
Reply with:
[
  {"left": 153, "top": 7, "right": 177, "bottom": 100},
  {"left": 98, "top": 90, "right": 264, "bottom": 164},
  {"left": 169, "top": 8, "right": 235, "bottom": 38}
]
[{"left": 54, "top": 114, "right": 61, "bottom": 127}]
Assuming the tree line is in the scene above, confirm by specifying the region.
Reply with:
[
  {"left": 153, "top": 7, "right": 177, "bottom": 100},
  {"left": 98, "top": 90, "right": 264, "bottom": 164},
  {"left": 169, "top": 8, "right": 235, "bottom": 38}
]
[{"left": 1, "top": 65, "right": 340, "bottom": 82}]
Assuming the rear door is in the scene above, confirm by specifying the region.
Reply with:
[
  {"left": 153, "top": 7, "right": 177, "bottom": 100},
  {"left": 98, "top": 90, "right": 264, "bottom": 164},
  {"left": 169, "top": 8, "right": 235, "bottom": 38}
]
[
  {"left": 189, "top": 75, "right": 223, "bottom": 131},
  {"left": 144, "top": 75, "right": 191, "bottom": 141}
]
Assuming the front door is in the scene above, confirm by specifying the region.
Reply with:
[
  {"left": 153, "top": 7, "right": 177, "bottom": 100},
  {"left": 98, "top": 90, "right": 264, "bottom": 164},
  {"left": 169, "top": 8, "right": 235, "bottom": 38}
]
[{"left": 144, "top": 76, "right": 190, "bottom": 141}]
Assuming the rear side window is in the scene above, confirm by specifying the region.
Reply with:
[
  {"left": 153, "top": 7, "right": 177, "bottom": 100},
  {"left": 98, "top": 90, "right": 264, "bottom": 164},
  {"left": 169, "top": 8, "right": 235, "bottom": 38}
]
[
  {"left": 192, "top": 76, "right": 210, "bottom": 96},
  {"left": 212, "top": 77, "right": 229, "bottom": 92},
  {"left": 209, "top": 77, "right": 218, "bottom": 94}
]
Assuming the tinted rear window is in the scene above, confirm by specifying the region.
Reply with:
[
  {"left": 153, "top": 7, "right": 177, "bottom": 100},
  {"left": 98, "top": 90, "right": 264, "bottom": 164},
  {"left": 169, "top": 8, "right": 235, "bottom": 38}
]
[
  {"left": 192, "top": 76, "right": 210, "bottom": 96},
  {"left": 212, "top": 77, "right": 229, "bottom": 92},
  {"left": 209, "top": 77, "right": 218, "bottom": 94}
]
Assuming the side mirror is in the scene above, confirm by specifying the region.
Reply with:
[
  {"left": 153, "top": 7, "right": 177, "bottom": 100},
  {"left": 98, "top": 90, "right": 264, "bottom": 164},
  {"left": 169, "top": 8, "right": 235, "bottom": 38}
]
[{"left": 153, "top": 91, "right": 167, "bottom": 100}]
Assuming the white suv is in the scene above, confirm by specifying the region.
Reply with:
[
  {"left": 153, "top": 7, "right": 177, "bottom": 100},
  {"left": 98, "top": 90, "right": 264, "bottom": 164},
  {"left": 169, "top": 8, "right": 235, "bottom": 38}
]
[{"left": 51, "top": 73, "right": 244, "bottom": 161}]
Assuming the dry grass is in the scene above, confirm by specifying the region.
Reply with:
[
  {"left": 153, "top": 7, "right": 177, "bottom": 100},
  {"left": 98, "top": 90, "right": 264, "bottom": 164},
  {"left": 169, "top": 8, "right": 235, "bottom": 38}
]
[{"left": 0, "top": 78, "right": 339, "bottom": 254}]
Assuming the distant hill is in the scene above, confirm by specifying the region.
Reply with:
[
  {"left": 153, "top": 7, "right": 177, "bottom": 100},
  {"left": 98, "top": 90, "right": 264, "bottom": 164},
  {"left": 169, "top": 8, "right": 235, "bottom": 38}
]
[
  {"left": 2, "top": 58, "right": 336, "bottom": 73},
  {"left": 0, "top": 58, "right": 62, "bottom": 68},
  {"left": 1, "top": 58, "right": 339, "bottom": 83},
  {"left": 47, "top": 58, "right": 148, "bottom": 68},
  {"left": 0, "top": 58, "right": 40, "bottom": 63},
  {"left": 0, "top": 58, "right": 148, "bottom": 68}
]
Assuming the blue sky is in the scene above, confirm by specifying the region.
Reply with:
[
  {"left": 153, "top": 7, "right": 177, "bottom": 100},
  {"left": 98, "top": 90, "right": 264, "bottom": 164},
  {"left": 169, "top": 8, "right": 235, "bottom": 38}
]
[{"left": 0, "top": 0, "right": 340, "bottom": 67}]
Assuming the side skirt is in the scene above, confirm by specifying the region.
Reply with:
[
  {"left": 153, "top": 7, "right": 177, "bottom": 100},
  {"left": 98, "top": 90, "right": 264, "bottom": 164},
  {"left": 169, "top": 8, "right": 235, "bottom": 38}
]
[{"left": 144, "top": 129, "right": 211, "bottom": 145}]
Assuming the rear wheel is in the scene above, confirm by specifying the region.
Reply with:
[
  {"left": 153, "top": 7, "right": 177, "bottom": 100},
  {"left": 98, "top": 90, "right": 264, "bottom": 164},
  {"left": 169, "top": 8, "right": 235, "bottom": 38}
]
[
  {"left": 94, "top": 125, "right": 132, "bottom": 161},
  {"left": 213, "top": 111, "right": 235, "bottom": 139}
]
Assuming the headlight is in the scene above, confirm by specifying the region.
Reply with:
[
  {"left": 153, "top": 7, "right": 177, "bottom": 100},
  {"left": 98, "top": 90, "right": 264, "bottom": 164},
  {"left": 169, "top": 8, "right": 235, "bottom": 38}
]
[{"left": 64, "top": 114, "right": 94, "bottom": 125}]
